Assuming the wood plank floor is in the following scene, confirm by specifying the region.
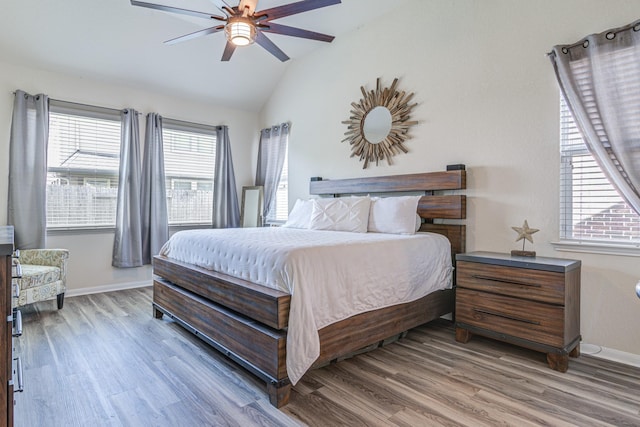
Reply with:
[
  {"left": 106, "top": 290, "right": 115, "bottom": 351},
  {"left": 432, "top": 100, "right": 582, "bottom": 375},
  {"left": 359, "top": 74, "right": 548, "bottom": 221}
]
[{"left": 13, "top": 287, "right": 640, "bottom": 427}]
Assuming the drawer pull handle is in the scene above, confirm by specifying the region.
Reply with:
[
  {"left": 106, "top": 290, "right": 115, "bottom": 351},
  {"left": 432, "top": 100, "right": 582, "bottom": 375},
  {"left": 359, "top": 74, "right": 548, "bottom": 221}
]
[
  {"left": 13, "top": 309, "right": 22, "bottom": 337},
  {"left": 474, "top": 308, "right": 541, "bottom": 325},
  {"left": 472, "top": 274, "right": 540, "bottom": 288},
  {"left": 13, "top": 357, "right": 24, "bottom": 392}
]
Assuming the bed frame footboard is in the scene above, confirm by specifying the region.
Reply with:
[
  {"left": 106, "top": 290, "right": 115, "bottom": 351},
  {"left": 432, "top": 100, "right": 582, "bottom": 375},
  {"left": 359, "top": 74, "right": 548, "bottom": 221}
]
[
  {"left": 153, "top": 278, "right": 292, "bottom": 407},
  {"left": 153, "top": 276, "right": 453, "bottom": 407}
]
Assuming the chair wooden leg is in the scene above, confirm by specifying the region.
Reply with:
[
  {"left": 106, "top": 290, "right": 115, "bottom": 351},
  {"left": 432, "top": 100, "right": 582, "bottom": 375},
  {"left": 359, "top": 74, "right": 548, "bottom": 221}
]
[{"left": 57, "top": 293, "right": 65, "bottom": 309}]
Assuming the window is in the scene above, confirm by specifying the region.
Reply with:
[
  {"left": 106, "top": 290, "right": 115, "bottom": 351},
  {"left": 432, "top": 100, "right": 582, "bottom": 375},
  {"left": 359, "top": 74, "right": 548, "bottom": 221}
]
[
  {"left": 559, "top": 97, "right": 640, "bottom": 245},
  {"left": 46, "top": 102, "right": 220, "bottom": 229},
  {"left": 162, "top": 119, "right": 216, "bottom": 225},
  {"left": 268, "top": 147, "right": 289, "bottom": 223},
  {"left": 47, "top": 101, "right": 121, "bottom": 229}
]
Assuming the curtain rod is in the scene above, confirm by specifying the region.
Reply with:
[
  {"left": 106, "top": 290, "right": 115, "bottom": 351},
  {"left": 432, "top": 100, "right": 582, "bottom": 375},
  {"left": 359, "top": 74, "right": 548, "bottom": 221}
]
[
  {"left": 51, "top": 97, "right": 129, "bottom": 114},
  {"left": 163, "top": 116, "right": 224, "bottom": 131},
  {"left": 548, "top": 19, "right": 640, "bottom": 56},
  {"left": 10, "top": 92, "right": 223, "bottom": 129},
  {"left": 11, "top": 91, "right": 127, "bottom": 113}
]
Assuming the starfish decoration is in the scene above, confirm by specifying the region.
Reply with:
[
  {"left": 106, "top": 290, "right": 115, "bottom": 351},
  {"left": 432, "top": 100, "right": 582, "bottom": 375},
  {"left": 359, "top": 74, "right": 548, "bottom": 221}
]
[{"left": 512, "top": 220, "right": 539, "bottom": 244}]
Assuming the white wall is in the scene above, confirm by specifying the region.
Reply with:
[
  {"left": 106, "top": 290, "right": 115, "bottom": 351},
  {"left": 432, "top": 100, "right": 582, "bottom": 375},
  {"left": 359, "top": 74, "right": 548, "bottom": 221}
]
[
  {"left": 260, "top": 0, "right": 640, "bottom": 354},
  {"left": 0, "top": 61, "right": 259, "bottom": 294}
]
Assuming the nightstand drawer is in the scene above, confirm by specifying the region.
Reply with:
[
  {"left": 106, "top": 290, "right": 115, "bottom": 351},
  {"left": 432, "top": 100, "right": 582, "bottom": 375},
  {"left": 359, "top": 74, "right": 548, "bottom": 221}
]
[
  {"left": 456, "top": 289, "right": 565, "bottom": 348},
  {"left": 457, "top": 261, "right": 565, "bottom": 305}
]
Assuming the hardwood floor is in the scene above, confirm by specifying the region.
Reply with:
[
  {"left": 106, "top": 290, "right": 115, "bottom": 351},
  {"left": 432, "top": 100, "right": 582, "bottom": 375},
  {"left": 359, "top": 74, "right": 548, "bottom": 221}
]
[{"left": 13, "top": 287, "right": 640, "bottom": 427}]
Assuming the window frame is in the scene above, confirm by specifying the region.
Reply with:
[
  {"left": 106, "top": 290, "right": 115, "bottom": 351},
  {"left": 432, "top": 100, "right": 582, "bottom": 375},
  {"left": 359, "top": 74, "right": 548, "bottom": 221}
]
[
  {"left": 46, "top": 100, "right": 122, "bottom": 233},
  {"left": 162, "top": 117, "right": 217, "bottom": 227},
  {"left": 554, "top": 97, "right": 640, "bottom": 256}
]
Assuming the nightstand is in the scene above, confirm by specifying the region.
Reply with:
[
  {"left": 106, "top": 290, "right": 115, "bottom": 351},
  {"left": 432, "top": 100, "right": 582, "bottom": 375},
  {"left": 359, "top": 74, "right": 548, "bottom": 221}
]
[{"left": 455, "top": 251, "right": 581, "bottom": 372}]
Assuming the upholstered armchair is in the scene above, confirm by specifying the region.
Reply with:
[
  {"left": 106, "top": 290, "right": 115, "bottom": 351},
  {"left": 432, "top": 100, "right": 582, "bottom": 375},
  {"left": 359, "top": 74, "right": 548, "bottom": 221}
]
[{"left": 12, "top": 249, "right": 69, "bottom": 309}]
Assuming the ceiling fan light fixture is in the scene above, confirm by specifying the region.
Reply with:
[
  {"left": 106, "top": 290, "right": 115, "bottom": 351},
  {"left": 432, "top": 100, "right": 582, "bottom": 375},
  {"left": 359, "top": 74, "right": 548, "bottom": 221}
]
[{"left": 225, "top": 17, "right": 256, "bottom": 46}]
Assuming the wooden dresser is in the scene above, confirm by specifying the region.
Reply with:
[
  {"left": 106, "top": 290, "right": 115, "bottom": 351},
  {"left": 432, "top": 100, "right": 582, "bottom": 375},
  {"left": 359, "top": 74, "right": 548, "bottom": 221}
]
[
  {"left": 455, "top": 251, "right": 581, "bottom": 372},
  {"left": 1, "top": 227, "right": 15, "bottom": 426}
]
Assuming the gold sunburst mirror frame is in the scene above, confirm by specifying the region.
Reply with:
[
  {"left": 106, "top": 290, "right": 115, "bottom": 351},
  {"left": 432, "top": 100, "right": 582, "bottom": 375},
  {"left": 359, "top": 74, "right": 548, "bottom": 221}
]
[{"left": 342, "top": 77, "right": 418, "bottom": 168}]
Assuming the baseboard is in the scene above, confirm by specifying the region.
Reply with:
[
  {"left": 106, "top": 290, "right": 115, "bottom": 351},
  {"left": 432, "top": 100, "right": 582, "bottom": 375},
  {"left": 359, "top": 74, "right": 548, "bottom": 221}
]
[
  {"left": 581, "top": 342, "right": 640, "bottom": 368},
  {"left": 66, "top": 280, "right": 152, "bottom": 298}
]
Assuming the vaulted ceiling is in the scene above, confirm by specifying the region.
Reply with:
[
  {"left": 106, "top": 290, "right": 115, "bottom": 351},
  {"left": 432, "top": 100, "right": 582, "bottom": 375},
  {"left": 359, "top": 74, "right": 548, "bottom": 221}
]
[{"left": 0, "top": 0, "right": 404, "bottom": 111}]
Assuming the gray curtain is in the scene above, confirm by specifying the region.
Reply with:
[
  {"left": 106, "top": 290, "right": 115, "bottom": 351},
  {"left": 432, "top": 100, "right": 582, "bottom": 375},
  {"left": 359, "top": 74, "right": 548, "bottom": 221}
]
[
  {"left": 112, "top": 109, "right": 143, "bottom": 267},
  {"left": 212, "top": 125, "right": 240, "bottom": 228},
  {"left": 255, "top": 123, "right": 289, "bottom": 222},
  {"left": 549, "top": 19, "right": 640, "bottom": 215},
  {"left": 141, "top": 113, "right": 168, "bottom": 265},
  {"left": 8, "top": 90, "right": 49, "bottom": 249}
]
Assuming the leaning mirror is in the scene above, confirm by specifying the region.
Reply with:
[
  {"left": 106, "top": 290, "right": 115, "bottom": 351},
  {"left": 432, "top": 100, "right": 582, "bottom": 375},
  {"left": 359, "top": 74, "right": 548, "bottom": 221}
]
[
  {"left": 342, "top": 77, "right": 418, "bottom": 168},
  {"left": 240, "top": 186, "right": 264, "bottom": 227}
]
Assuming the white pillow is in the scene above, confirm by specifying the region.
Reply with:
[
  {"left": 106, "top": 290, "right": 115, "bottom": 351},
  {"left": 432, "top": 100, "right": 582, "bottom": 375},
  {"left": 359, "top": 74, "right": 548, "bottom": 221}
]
[
  {"left": 368, "top": 195, "right": 422, "bottom": 235},
  {"left": 282, "top": 199, "right": 314, "bottom": 229},
  {"left": 309, "top": 197, "right": 371, "bottom": 233}
]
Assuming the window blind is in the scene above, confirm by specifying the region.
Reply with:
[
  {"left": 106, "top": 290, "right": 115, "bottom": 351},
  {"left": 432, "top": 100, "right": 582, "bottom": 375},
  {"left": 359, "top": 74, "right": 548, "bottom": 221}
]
[
  {"left": 269, "top": 147, "right": 289, "bottom": 223},
  {"left": 162, "top": 118, "right": 217, "bottom": 225},
  {"left": 560, "top": 97, "right": 640, "bottom": 243},
  {"left": 47, "top": 102, "right": 121, "bottom": 229}
]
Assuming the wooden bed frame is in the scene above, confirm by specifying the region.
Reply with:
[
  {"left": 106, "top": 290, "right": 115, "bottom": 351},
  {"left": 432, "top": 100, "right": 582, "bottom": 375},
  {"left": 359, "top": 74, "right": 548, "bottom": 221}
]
[{"left": 152, "top": 167, "right": 466, "bottom": 407}]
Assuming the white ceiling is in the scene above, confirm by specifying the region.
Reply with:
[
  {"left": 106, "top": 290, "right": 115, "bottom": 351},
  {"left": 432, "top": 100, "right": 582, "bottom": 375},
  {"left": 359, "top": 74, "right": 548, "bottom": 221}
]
[{"left": 0, "top": 0, "right": 404, "bottom": 112}]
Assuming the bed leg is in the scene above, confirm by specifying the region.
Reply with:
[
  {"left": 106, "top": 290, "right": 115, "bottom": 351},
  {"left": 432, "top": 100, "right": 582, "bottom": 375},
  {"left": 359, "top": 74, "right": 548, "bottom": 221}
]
[
  {"left": 267, "top": 381, "right": 291, "bottom": 408},
  {"left": 153, "top": 306, "right": 164, "bottom": 319}
]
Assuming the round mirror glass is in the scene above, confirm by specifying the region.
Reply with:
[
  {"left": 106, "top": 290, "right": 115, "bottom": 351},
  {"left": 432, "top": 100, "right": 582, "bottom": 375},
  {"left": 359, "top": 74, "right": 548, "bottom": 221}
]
[{"left": 362, "top": 106, "right": 392, "bottom": 144}]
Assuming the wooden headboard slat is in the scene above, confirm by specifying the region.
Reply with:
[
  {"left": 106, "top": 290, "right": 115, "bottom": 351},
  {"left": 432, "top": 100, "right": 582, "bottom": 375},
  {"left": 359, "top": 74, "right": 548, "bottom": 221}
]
[
  {"left": 309, "top": 170, "right": 465, "bottom": 195},
  {"left": 418, "top": 195, "right": 466, "bottom": 219}
]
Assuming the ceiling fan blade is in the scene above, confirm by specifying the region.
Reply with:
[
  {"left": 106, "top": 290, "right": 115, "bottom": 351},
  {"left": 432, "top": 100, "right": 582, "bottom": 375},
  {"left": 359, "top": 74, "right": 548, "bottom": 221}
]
[
  {"left": 260, "top": 22, "right": 334, "bottom": 42},
  {"left": 238, "top": 0, "right": 258, "bottom": 15},
  {"left": 130, "top": 0, "right": 225, "bottom": 21},
  {"left": 165, "top": 26, "right": 225, "bottom": 45},
  {"left": 221, "top": 41, "right": 236, "bottom": 61},
  {"left": 207, "top": 0, "right": 231, "bottom": 14},
  {"left": 255, "top": 31, "right": 289, "bottom": 62},
  {"left": 257, "top": 0, "right": 341, "bottom": 22}
]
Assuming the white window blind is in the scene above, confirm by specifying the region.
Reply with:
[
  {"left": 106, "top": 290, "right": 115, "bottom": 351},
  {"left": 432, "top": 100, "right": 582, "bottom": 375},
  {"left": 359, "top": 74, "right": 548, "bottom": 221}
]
[
  {"left": 266, "top": 144, "right": 289, "bottom": 223},
  {"left": 47, "top": 101, "right": 121, "bottom": 229},
  {"left": 162, "top": 119, "right": 216, "bottom": 225},
  {"left": 560, "top": 97, "right": 640, "bottom": 243}
]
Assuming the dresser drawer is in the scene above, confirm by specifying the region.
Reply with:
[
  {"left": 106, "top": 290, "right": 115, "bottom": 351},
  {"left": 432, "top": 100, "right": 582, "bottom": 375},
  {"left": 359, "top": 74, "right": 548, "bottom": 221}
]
[
  {"left": 457, "top": 261, "right": 565, "bottom": 305},
  {"left": 456, "top": 288, "right": 565, "bottom": 348}
]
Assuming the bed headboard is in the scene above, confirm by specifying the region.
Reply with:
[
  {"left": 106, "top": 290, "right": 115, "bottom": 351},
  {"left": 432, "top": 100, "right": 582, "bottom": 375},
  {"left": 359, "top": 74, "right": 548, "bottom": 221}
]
[{"left": 308, "top": 166, "right": 466, "bottom": 256}]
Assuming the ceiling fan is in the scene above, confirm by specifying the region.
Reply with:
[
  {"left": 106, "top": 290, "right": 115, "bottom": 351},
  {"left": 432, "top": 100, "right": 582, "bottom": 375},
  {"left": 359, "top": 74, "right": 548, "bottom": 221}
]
[{"left": 130, "top": 0, "right": 341, "bottom": 62}]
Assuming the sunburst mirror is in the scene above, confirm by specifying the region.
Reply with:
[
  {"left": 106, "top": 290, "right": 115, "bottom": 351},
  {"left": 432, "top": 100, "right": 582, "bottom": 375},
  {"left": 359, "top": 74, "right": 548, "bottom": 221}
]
[{"left": 342, "top": 77, "right": 418, "bottom": 168}]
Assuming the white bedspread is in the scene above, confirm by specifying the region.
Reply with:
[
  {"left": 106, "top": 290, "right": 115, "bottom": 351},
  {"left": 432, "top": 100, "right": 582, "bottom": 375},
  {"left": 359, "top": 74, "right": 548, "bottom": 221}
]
[{"left": 159, "top": 227, "right": 452, "bottom": 384}]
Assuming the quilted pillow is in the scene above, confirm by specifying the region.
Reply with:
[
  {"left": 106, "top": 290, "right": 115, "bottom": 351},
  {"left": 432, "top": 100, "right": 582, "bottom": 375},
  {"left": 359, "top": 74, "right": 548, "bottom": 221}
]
[
  {"left": 309, "top": 197, "right": 372, "bottom": 233},
  {"left": 282, "top": 199, "right": 314, "bottom": 229},
  {"left": 368, "top": 195, "right": 422, "bottom": 235}
]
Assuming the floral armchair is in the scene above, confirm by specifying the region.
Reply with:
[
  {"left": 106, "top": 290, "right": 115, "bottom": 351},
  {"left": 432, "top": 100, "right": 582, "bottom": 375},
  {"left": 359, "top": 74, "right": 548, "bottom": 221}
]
[{"left": 12, "top": 249, "right": 69, "bottom": 309}]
